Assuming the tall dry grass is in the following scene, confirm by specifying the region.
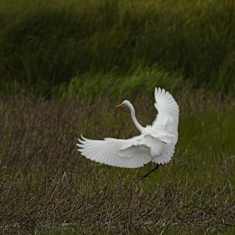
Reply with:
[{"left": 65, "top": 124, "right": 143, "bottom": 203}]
[{"left": 0, "top": 93, "right": 234, "bottom": 234}]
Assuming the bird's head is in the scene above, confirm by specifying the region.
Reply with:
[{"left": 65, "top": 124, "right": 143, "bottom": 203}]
[{"left": 116, "top": 100, "right": 132, "bottom": 110}]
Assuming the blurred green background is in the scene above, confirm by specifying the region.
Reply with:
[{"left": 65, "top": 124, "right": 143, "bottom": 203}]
[{"left": 0, "top": 0, "right": 234, "bottom": 98}]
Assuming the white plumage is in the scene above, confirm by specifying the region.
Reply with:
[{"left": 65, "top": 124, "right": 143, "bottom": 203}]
[{"left": 77, "top": 87, "right": 179, "bottom": 168}]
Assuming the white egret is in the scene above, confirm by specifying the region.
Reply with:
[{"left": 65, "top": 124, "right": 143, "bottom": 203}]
[{"left": 77, "top": 88, "right": 179, "bottom": 176}]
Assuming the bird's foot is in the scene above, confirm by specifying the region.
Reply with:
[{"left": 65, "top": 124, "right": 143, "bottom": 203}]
[{"left": 140, "top": 164, "right": 160, "bottom": 180}]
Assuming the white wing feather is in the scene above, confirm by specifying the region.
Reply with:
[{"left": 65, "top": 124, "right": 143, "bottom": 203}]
[
  {"left": 77, "top": 136, "right": 152, "bottom": 168},
  {"left": 148, "top": 88, "right": 179, "bottom": 163},
  {"left": 152, "top": 87, "right": 179, "bottom": 143}
]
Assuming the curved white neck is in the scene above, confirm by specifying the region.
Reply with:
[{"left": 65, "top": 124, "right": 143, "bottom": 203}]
[{"left": 127, "top": 103, "right": 144, "bottom": 133}]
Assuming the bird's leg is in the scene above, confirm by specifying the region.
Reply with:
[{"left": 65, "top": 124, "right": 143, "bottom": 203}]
[{"left": 141, "top": 164, "right": 160, "bottom": 179}]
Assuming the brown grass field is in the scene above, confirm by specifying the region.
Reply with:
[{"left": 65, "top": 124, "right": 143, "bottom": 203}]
[{"left": 0, "top": 91, "right": 235, "bottom": 234}]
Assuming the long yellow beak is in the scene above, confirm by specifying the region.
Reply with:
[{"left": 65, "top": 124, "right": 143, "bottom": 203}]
[{"left": 116, "top": 103, "right": 123, "bottom": 108}]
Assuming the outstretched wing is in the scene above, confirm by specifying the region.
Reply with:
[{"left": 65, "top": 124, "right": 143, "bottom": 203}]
[
  {"left": 152, "top": 88, "right": 179, "bottom": 137},
  {"left": 77, "top": 136, "right": 152, "bottom": 168}
]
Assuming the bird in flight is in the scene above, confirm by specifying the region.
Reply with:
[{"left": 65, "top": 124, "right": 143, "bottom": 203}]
[{"left": 77, "top": 88, "right": 179, "bottom": 177}]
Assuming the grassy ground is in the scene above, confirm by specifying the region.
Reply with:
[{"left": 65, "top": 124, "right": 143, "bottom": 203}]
[
  {"left": 0, "top": 1, "right": 235, "bottom": 234},
  {"left": 0, "top": 90, "right": 235, "bottom": 234}
]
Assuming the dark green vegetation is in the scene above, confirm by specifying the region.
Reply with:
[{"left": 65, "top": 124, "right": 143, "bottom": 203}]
[
  {"left": 0, "top": 94, "right": 235, "bottom": 234},
  {"left": 0, "top": 0, "right": 235, "bottom": 97}
]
